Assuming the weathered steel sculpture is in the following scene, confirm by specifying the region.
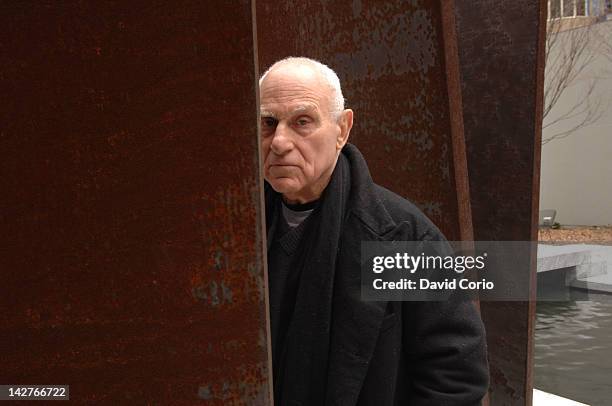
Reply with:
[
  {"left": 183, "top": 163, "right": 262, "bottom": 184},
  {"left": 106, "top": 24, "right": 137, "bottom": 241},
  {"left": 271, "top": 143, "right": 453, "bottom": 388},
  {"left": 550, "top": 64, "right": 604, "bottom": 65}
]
[
  {"left": 1, "top": 0, "right": 545, "bottom": 404},
  {"left": 455, "top": 0, "right": 546, "bottom": 404},
  {"left": 257, "top": 0, "right": 472, "bottom": 241},
  {"left": 1, "top": 1, "right": 271, "bottom": 404}
]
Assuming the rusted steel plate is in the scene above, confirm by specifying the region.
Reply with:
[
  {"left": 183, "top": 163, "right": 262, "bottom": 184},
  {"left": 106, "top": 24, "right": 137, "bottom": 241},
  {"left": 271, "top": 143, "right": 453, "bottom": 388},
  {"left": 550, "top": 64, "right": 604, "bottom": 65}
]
[
  {"left": 0, "top": 1, "right": 271, "bottom": 404},
  {"left": 257, "top": 0, "right": 472, "bottom": 241},
  {"left": 454, "top": 0, "right": 546, "bottom": 404}
]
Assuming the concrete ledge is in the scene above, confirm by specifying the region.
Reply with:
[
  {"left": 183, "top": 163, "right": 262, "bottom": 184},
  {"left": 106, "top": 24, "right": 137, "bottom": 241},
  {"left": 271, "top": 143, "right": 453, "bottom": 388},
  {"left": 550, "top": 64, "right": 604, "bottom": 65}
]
[
  {"left": 571, "top": 277, "right": 612, "bottom": 293},
  {"left": 537, "top": 244, "right": 591, "bottom": 273}
]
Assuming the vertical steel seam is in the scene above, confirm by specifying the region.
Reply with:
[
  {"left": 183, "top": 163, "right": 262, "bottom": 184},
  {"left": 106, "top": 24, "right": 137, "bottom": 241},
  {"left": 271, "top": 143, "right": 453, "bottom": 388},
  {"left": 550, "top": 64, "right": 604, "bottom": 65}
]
[
  {"left": 439, "top": 4, "right": 488, "bottom": 405},
  {"left": 439, "top": 0, "right": 474, "bottom": 243},
  {"left": 525, "top": 1, "right": 548, "bottom": 405},
  {"left": 251, "top": 0, "right": 275, "bottom": 404}
]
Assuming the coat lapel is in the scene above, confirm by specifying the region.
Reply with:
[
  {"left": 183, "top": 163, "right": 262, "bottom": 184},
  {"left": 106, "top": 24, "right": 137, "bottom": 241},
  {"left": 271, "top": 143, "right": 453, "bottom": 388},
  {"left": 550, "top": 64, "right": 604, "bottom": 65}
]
[
  {"left": 325, "top": 144, "right": 397, "bottom": 406},
  {"left": 325, "top": 276, "right": 388, "bottom": 406}
]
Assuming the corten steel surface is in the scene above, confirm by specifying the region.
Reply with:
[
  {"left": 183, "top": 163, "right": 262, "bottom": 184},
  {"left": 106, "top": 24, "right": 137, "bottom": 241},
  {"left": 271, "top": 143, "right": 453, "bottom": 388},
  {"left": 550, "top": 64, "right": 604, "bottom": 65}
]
[
  {"left": 454, "top": 0, "right": 546, "bottom": 405},
  {"left": 1, "top": 1, "right": 272, "bottom": 404},
  {"left": 257, "top": 0, "right": 473, "bottom": 241}
]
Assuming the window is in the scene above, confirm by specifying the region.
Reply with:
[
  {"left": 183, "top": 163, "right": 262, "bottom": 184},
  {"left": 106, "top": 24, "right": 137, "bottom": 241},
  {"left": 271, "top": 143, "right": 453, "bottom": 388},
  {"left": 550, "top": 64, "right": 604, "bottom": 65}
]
[
  {"left": 564, "top": 0, "right": 576, "bottom": 16},
  {"left": 550, "top": 0, "right": 562, "bottom": 18},
  {"left": 548, "top": 0, "right": 594, "bottom": 19}
]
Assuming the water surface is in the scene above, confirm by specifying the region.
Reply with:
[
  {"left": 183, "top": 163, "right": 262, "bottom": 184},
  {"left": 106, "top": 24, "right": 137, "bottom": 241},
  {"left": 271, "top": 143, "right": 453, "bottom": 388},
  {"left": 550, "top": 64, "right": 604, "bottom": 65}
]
[{"left": 535, "top": 290, "right": 612, "bottom": 405}]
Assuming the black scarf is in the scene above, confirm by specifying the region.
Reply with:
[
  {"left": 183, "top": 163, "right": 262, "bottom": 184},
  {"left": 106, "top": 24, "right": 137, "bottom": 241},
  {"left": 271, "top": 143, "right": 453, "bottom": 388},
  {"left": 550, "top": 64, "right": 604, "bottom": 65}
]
[{"left": 265, "top": 149, "right": 351, "bottom": 405}]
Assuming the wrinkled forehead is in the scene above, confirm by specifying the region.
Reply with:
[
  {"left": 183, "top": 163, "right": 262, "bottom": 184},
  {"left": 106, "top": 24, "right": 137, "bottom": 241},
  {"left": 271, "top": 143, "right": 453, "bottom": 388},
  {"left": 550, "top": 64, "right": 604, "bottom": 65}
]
[{"left": 259, "top": 65, "right": 333, "bottom": 114}]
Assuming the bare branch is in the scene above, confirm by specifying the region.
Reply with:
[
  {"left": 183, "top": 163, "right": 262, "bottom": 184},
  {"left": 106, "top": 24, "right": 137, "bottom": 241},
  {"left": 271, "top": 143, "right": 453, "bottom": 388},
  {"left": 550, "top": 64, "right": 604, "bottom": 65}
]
[{"left": 542, "top": 10, "right": 611, "bottom": 144}]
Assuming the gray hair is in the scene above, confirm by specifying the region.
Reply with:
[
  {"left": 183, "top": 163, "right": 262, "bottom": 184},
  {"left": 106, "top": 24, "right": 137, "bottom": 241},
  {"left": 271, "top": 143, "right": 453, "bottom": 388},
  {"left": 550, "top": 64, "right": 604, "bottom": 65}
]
[{"left": 259, "top": 56, "right": 345, "bottom": 120}]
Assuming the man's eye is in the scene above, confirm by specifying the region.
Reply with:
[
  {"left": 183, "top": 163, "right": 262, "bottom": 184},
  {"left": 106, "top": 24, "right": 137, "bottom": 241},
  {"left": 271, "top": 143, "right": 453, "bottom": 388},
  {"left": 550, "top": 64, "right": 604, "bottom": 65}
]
[
  {"left": 296, "top": 118, "right": 310, "bottom": 126},
  {"left": 262, "top": 117, "right": 278, "bottom": 128}
]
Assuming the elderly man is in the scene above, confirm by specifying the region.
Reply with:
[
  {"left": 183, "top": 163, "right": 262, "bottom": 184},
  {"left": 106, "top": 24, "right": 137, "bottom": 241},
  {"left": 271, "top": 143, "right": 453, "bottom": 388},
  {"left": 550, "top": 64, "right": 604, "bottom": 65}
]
[{"left": 260, "top": 57, "right": 489, "bottom": 406}]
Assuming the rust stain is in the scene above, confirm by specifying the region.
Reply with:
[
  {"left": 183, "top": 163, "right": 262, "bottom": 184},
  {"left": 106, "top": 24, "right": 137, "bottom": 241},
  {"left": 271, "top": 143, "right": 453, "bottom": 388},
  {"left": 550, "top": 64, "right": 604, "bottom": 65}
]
[
  {"left": 258, "top": 0, "right": 466, "bottom": 239},
  {"left": 1, "top": 0, "right": 270, "bottom": 404},
  {"left": 455, "top": 0, "right": 546, "bottom": 404}
]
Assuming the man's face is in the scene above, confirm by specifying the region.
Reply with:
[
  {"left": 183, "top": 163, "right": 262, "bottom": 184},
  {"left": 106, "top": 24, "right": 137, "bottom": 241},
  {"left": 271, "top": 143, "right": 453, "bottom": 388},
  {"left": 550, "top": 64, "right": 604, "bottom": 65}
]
[{"left": 259, "top": 65, "right": 351, "bottom": 204}]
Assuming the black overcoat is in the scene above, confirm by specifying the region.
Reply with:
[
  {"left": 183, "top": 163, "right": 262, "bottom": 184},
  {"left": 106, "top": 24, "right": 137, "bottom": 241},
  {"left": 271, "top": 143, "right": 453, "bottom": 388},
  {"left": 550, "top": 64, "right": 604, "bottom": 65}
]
[{"left": 267, "top": 144, "right": 489, "bottom": 406}]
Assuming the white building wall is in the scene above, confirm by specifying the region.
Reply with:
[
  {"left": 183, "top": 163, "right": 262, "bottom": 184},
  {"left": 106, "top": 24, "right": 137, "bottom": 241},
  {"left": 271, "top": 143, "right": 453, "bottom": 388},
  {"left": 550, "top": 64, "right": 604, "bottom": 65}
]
[{"left": 540, "top": 19, "right": 612, "bottom": 225}]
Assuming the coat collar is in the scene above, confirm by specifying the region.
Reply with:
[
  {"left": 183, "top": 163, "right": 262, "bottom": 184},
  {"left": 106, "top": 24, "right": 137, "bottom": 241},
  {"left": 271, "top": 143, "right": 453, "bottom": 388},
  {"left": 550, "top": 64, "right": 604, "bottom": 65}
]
[{"left": 342, "top": 143, "right": 396, "bottom": 237}]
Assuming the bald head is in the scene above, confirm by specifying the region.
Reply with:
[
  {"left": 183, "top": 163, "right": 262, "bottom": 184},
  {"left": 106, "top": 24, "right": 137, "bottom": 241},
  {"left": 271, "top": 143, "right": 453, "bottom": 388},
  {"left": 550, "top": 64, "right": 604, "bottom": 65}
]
[{"left": 259, "top": 57, "right": 345, "bottom": 120}]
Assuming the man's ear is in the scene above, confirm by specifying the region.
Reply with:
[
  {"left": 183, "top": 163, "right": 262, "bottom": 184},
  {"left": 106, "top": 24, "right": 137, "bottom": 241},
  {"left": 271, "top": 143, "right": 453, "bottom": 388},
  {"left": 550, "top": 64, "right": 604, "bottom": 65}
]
[{"left": 336, "top": 109, "right": 354, "bottom": 150}]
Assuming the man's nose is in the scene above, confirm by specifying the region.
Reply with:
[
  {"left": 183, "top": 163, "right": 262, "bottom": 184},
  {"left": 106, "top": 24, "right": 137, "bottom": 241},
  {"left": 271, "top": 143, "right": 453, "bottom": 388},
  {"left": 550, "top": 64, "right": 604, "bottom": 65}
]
[{"left": 269, "top": 123, "right": 293, "bottom": 155}]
